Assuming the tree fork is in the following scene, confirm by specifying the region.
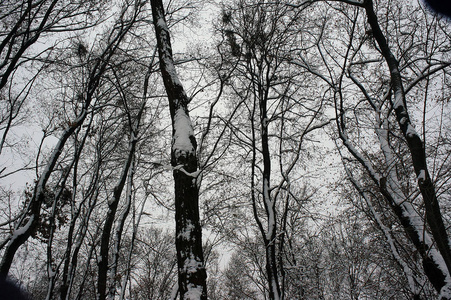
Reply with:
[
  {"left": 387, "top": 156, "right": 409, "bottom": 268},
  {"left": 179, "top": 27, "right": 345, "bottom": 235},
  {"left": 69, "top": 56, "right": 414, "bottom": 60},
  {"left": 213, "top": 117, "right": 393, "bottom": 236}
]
[{"left": 363, "top": 0, "right": 451, "bottom": 281}]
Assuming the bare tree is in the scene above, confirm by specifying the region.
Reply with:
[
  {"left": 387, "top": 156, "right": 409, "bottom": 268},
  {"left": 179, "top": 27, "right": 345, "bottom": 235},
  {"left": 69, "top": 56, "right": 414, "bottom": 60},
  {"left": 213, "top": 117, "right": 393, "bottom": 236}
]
[
  {"left": 305, "top": 0, "right": 451, "bottom": 297},
  {"left": 150, "top": 0, "right": 207, "bottom": 298},
  {"left": 0, "top": 0, "right": 141, "bottom": 280},
  {"left": 214, "top": 1, "right": 330, "bottom": 299},
  {"left": 0, "top": 0, "right": 107, "bottom": 161}
]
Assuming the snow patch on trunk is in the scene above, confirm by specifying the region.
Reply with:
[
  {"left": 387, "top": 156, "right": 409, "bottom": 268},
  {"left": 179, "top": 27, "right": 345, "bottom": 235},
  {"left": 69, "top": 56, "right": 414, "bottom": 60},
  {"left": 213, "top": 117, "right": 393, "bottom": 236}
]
[
  {"left": 375, "top": 117, "right": 451, "bottom": 289},
  {"left": 417, "top": 169, "right": 426, "bottom": 184},
  {"left": 12, "top": 217, "right": 33, "bottom": 239},
  {"left": 271, "top": 278, "right": 280, "bottom": 300},
  {"left": 173, "top": 108, "right": 195, "bottom": 158},
  {"left": 440, "top": 275, "right": 451, "bottom": 299},
  {"left": 178, "top": 221, "right": 194, "bottom": 240},
  {"left": 184, "top": 284, "right": 203, "bottom": 300},
  {"left": 393, "top": 89, "right": 403, "bottom": 109},
  {"left": 163, "top": 58, "right": 184, "bottom": 88},
  {"left": 405, "top": 123, "right": 418, "bottom": 138},
  {"left": 183, "top": 257, "right": 203, "bottom": 274},
  {"left": 156, "top": 18, "right": 168, "bottom": 31},
  {"left": 173, "top": 165, "right": 200, "bottom": 177},
  {"left": 263, "top": 178, "right": 275, "bottom": 240}
]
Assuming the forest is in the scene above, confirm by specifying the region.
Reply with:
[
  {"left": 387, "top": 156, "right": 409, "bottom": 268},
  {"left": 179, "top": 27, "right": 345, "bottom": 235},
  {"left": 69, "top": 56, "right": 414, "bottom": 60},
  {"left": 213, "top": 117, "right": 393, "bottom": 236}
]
[{"left": 0, "top": 0, "right": 450, "bottom": 299}]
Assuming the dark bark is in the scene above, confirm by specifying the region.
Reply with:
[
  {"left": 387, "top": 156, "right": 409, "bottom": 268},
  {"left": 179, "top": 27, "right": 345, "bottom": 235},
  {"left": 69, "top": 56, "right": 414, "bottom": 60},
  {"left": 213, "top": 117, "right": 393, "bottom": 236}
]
[
  {"left": 363, "top": 0, "right": 451, "bottom": 289},
  {"left": 97, "top": 131, "right": 138, "bottom": 300},
  {"left": 0, "top": 0, "right": 59, "bottom": 91},
  {"left": 337, "top": 112, "right": 449, "bottom": 294},
  {"left": 260, "top": 89, "right": 281, "bottom": 299},
  {"left": 0, "top": 8, "right": 132, "bottom": 278},
  {"left": 61, "top": 185, "right": 100, "bottom": 300},
  {"left": 97, "top": 198, "right": 120, "bottom": 300},
  {"left": 150, "top": 0, "right": 207, "bottom": 298}
]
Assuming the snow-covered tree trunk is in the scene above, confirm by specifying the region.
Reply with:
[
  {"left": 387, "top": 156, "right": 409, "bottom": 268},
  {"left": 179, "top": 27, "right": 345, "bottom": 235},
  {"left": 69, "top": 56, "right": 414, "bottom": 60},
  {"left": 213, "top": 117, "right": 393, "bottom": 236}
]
[
  {"left": 98, "top": 95, "right": 145, "bottom": 300},
  {"left": 362, "top": 0, "right": 451, "bottom": 297},
  {"left": 0, "top": 4, "right": 135, "bottom": 278},
  {"left": 106, "top": 157, "right": 134, "bottom": 300},
  {"left": 343, "top": 161, "right": 421, "bottom": 298},
  {"left": 337, "top": 104, "right": 451, "bottom": 296},
  {"left": 0, "top": 106, "right": 86, "bottom": 279},
  {"left": 260, "top": 91, "right": 281, "bottom": 300},
  {"left": 97, "top": 134, "right": 138, "bottom": 300},
  {"left": 150, "top": 0, "right": 207, "bottom": 299}
]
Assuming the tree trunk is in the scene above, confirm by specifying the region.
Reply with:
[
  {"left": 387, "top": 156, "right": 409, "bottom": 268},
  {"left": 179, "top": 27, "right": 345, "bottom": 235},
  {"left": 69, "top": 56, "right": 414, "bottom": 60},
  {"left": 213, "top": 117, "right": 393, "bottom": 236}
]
[
  {"left": 150, "top": 0, "right": 207, "bottom": 298},
  {"left": 97, "top": 131, "right": 138, "bottom": 300},
  {"left": 261, "top": 94, "right": 281, "bottom": 300},
  {"left": 0, "top": 8, "right": 133, "bottom": 278},
  {"left": 363, "top": 0, "right": 451, "bottom": 295}
]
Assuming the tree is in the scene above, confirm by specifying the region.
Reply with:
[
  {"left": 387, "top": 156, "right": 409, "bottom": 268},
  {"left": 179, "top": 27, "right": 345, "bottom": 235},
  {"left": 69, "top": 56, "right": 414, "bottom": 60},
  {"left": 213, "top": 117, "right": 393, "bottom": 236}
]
[
  {"left": 0, "top": 0, "right": 107, "bottom": 162},
  {"left": 0, "top": 3, "right": 140, "bottom": 278},
  {"left": 301, "top": 0, "right": 451, "bottom": 297},
  {"left": 2, "top": 0, "right": 450, "bottom": 299},
  {"left": 150, "top": 0, "right": 207, "bottom": 298},
  {"left": 95, "top": 3, "right": 148, "bottom": 299},
  {"left": 213, "top": 1, "right": 330, "bottom": 298}
]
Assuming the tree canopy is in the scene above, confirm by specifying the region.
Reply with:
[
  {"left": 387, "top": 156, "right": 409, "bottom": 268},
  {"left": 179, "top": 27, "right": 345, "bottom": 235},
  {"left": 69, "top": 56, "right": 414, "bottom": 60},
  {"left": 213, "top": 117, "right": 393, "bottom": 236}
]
[{"left": 0, "top": 0, "right": 450, "bottom": 299}]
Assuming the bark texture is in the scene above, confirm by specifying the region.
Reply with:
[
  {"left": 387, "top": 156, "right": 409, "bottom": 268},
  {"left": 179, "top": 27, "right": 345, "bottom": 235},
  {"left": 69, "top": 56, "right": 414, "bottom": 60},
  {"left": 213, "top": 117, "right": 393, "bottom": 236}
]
[
  {"left": 150, "top": 0, "right": 207, "bottom": 298},
  {"left": 363, "top": 0, "right": 451, "bottom": 294}
]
